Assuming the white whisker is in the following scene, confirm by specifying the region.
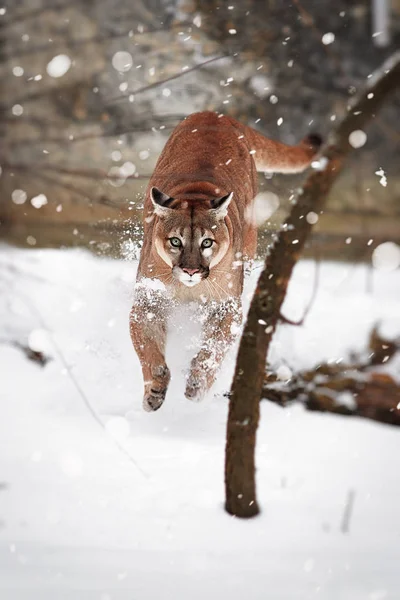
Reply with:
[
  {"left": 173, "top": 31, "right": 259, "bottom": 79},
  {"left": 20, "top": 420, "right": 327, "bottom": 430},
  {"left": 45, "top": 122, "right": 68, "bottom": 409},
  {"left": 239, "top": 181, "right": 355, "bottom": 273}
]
[
  {"left": 207, "top": 278, "right": 223, "bottom": 302},
  {"left": 211, "top": 278, "right": 229, "bottom": 298}
]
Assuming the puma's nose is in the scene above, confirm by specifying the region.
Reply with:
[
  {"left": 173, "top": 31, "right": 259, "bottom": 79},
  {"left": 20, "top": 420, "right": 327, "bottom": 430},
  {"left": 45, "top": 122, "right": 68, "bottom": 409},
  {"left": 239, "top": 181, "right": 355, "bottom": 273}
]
[{"left": 183, "top": 268, "right": 200, "bottom": 276}]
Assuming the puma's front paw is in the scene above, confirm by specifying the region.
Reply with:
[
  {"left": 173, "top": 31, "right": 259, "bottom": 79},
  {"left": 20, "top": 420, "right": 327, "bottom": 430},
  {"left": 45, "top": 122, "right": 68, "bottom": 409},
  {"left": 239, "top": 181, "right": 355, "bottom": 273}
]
[
  {"left": 143, "top": 364, "right": 170, "bottom": 412},
  {"left": 143, "top": 386, "right": 167, "bottom": 412},
  {"left": 185, "top": 372, "right": 207, "bottom": 403}
]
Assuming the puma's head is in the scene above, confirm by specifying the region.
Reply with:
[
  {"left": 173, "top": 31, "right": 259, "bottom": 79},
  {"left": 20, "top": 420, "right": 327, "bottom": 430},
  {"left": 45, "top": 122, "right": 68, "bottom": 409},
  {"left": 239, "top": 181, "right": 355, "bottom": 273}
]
[{"left": 150, "top": 186, "right": 233, "bottom": 287}]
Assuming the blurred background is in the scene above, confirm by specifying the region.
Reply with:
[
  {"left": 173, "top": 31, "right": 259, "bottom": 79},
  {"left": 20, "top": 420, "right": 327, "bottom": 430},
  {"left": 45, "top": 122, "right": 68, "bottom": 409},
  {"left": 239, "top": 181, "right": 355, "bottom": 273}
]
[{"left": 0, "top": 0, "right": 399, "bottom": 260}]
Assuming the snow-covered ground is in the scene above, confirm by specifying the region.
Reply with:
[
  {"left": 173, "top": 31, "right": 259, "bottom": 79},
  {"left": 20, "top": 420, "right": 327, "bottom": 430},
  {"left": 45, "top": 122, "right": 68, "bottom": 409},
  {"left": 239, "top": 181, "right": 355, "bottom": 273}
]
[{"left": 0, "top": 245, "right": 399, "bottom": 600}]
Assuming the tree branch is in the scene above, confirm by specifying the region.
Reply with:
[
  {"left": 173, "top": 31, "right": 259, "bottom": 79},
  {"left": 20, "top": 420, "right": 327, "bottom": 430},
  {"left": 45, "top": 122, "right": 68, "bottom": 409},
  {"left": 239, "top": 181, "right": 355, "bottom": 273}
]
[
  {"left": 263, "top": 327, "right": 400, "bottom": 427},
  {"left": 3, "top": 116, "right": 181, "bottom": 148},
  {"left": 225, "top": 50, "right": 400, "bottom": 518},
  {"left": 0, "top": 22, "right": 194, "bottom": 62},
  {"left": 104, "top": 55, "right": 229, "bottom": 105},
  {"left": 1, "top": 161, "right": 151, "bottom": 182},
  {"left": 0, "top": 0, "right": 83, "bottom": 28},
  {"left": 0, "top": 56, "right": 226, "bottom": 112}
]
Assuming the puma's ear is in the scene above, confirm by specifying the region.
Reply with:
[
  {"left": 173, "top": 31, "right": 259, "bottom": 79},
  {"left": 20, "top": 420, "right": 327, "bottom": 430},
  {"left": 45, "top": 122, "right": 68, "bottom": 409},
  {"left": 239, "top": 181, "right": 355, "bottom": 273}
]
[
  {"left": 150, "top": 186, "right": 174, "bottom": 216},
  {"left": 209, "top": 192, "right": 233, "bottom": 218}
]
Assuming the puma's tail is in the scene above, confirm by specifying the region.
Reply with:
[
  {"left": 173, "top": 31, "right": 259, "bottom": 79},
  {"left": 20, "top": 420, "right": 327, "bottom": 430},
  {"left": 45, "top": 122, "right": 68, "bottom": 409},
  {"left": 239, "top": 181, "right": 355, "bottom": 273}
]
[{"left": 241, "top": 122, "right": 322, "bottom": 174}]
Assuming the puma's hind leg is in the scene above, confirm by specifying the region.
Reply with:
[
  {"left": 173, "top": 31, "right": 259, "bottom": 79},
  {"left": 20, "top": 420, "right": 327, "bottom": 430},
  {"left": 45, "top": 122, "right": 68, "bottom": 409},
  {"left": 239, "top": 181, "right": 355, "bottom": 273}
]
[{"left": 130, "top": 302, "right": 170, "bottom": 412}]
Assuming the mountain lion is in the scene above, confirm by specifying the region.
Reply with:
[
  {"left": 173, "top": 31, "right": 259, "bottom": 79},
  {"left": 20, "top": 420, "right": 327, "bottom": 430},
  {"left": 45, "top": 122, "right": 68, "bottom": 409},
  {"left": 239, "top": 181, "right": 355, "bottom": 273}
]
[{"left": 130, "top": 111, "right": 321, "bottom": 411}]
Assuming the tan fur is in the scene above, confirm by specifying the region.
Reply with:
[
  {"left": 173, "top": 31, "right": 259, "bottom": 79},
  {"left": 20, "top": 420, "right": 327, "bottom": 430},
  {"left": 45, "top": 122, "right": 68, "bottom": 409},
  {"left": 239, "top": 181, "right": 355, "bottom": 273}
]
[{"left": 130, "top": 111, "right": 320, "bottom": 410}]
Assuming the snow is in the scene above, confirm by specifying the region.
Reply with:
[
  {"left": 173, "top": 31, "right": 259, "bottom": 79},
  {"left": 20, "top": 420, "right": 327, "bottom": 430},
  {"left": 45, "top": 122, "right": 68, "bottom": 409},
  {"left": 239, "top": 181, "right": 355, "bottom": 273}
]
[
  {"left": 139, "top": 150, "right": 150, "bottom": 160},
  {"left": 322, "top": 32, "right": 335, "bottom": 45},
  {"left": 111, "top": 150, "right": 122, "bottom": 162},
  {"left": 372, "top": 242, "right": 400, "bottom": 272},
  {"left": 111, "top": 51, "right": 133, "bottom": 73},
  {"left": 1, "top": 246, "right": 400, "bottom": 599},
  {"left": 11, "top": 104, "right": 23, "bottom": 116},
  {"left": 349, "top": 130, "right": 367, "bottom": 149},
  {"left": 12, "top": 67, "right": 24, "bottom": 77},
  {"left": 375, "top": 168, "right": 388, "bottom": 188},
  {"left": 46, "top": 55, "right": 71, "bottom": 78},
  {"left": 107, "top": 166, "right": 126, "bottom": 187},
  {"left": 11, "top": 190, "right": 27, "bottom": 205},
  {"left": 311, "top": 156, "right": 328, "bottom": 171},
  {"left": 30, "top": 194, "right": 48, "bottom": 209},
  {"left": 193, "top": 14, "right": 202, "bottom": 28},
  {"left": 119, "top": 162, "right": 136, "bottom": 177},
  {"left": 276, "top": 364, "right": 292, "bottom": 381},
  {"left": 251, "top": 192, "right": 280, "bottom": 225},
  {"left": 306, "top": 211, "right": 319, "bottom": 225}
]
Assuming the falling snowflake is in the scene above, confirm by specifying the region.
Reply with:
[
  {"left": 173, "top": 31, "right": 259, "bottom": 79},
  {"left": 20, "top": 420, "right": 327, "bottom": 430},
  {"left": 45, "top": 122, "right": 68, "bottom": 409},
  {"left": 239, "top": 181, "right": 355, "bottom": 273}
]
[
  {"left": 249, "top": 75, "right": 271, "bottom": 98},
  {"left": 372, "top": 242, "right": 400, "bottom": 272},
  {"left": 12, "top": 104, "right": 23, "bottom": 116},
  {"left": 349, "top": 130, "right": 367, "bottom": 148},
  {"left": 120, "top": 239, "right": 141, "bottom": 261},
  {"left": 112, "top": 51, "right": 133, "bottom": 72},
  {"left": 111, "top": 150, "right": 122, "bottom": 161},
  {"left": 31, "top": 194, "right": 48, "bottom": 208},
  {"left": 322, "top": 32, "right": 335, "bottom": 45},
  {"left": 311, "top": 157, "right": 328, "bottom": 171},
  {"left": 306, "top": 211, "right": 318, "bottom": 225},
  {"left": 108, "top": 166, "right": 125, "bottom": 187},
  {"left": 46, "top": 54, "right": 71, "bottom": 78},
  {"left": 375, "top": 168, "right": 387, "bottom": 187},
  {"left": 276, "top": 365, "right": 292, "bottom": 381},
  {"left": 250, "top": 191, "right": 280, "bottom": 225},
  {"left": 12, "top": 66, "right": 24, "bottom": 77},
  {"left": 120, "top": 161, "right": 136, "bottom": 177},
  {"left": 11, "top": 189, "right": 27, "bottom": 204}
]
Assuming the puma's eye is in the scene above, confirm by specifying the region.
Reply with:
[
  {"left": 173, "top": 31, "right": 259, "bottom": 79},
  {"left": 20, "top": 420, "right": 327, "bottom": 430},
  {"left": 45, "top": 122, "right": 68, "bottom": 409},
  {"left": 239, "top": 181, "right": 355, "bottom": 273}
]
[
  {"left": 169, "top": 237, "right": 182, "bottom": 248},
  {"left": 201, "top": 238, "right": 214, "bottom": 249}
]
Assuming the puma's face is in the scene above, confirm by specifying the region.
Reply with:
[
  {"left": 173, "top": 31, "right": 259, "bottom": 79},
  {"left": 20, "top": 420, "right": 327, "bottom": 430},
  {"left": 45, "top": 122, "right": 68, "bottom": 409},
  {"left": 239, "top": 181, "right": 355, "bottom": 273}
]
[{"left": 150, "top": 187, "right": 233, "bottom": 287}]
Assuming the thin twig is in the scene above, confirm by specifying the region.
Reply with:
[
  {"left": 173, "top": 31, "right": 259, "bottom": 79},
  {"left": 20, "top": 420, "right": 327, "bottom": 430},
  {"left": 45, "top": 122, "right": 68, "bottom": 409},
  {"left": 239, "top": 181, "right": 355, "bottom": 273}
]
[
  {"left": 3, "top": 117, "right": 181, "bottom": 149},
  {"left": 0, "top": 73, "right": 103, "bottom": 113},
  {"left": 0, "top": 338, "right": 50, "bottom": 366},
  {"left": 104, "top": 55, "right": 230, "bottom": 105},
  {"left": 341, "top": 489, "right": 356, "bottom": 534},
  {"left": 279, "top": 252, "right": 320, "bottom": 326}
]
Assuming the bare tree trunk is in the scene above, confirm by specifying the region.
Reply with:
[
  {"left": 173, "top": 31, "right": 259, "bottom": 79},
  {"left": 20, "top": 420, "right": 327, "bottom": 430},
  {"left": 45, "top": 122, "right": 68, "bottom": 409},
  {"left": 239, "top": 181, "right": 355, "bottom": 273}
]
[{"left": 225, "top": 50, "right": 400, "bottom": 518}]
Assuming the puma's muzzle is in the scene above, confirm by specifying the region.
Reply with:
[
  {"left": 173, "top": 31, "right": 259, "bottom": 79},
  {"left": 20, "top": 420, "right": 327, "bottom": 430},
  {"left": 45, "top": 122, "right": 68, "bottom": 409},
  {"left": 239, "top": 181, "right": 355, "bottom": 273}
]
[{"left": 174, "top": 265, "right": 210, "bottom": 287}]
